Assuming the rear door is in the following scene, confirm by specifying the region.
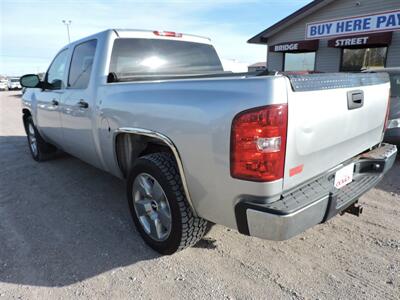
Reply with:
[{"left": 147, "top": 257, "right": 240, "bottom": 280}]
[
  {"left": 35, "top": 49, "right": 69, "bottom": 147},
  {"left": 283, "top": 73, "right": 390, "bottom": 191},
  {"left": 60, "top": 39, "right": 100, "bottom": 167}
]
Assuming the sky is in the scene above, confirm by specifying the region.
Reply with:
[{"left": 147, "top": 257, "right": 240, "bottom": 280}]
[{"left": 0, "top": 0, "right": 312, "bottom": 76}]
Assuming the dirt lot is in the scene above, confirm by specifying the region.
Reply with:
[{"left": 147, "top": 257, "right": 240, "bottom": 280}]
[{"left": 0, "top": 90, "right": 399, "bottom": 299}]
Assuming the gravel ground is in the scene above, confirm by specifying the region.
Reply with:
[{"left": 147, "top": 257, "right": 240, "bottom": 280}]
[{"left": 0, "top": 90, "right": 399, "bottom": 300}]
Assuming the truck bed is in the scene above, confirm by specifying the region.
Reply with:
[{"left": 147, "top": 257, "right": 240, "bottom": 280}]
[{"left": 99, "top": 72, "right": 390, "bottom": 229}]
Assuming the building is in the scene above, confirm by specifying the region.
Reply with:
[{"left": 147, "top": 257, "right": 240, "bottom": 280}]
[
  {"left": 248, "top": 0, "right": 400, "bottom": 72},
  {"left": 248, "top": 62, "right": 267, "bottom": 72}
]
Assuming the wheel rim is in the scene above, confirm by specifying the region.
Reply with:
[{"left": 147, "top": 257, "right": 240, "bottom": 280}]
[
  {"left": 28, "top": 123, "right": 38, "bottom": 156},
  {"left": 132, "top": 173, "right": 172, "bottom": 241}
]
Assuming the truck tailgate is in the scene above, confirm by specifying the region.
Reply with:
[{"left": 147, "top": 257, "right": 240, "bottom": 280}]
[{"left": 283, "top": 73, "right": 390, "bottom": 191}]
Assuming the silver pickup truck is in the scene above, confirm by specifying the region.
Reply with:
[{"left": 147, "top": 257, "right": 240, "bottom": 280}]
[{"left": 20, "top": 29, "right": 397, "bottom": 254}]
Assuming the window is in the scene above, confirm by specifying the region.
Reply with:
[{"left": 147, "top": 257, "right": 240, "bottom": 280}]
[
  {"left": 284, "top": 52, "right": 315, "bottom": 72},
  {"left": 109, "top": 38, "right": 223, "bottom": 78},
  {"left": 46, "top": 49, "right": 68, "bottom": 90},
  {"left": 68, "top": 40, "right": 97, "bottom": 89},
  {"left": 341, "top": 47, "right": 387, "bottom": 72}
]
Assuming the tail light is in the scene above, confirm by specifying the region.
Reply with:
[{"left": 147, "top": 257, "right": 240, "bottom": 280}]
[
  {"left": 230, "top": 104, "right": 288, "bottom": 182},
  {"left": 153, "top": 31, "right": 182, "bottom": 38}
]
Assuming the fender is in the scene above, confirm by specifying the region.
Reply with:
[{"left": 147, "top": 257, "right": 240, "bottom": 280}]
[{"left": 114, "top": 127, "right": 198, "bottom": 217}]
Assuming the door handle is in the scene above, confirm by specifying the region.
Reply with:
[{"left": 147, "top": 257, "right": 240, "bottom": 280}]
[
  {"left": 77, "top": 99, "right": 89, "bottom": 109},
  {"left": 51, "top": 99, "right": 59, "bottom": 106},
  {"left": 347, "top": 90, "right": 364, "bottom": 110}
]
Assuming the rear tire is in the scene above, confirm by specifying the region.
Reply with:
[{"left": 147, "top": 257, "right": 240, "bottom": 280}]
[
  {"left": 25, "top": 116, "right": 57, "bottom": 161},
  {"left": 127, "top": 152, "right": 208, "bottom": 254}
]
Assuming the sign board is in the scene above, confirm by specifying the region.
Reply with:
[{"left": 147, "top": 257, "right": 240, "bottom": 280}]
[
  {"left": 269, "top": 40, "right": 319, "bottom": 53},
  {"left": 306, "top": 9, "right": 400, "bottom": 39},
  {"left": 328, "top": 32, "right": 393, "bottom": 48}
]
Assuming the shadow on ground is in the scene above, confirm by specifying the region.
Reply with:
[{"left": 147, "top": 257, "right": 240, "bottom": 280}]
[{"left": 0, "top": 136, "right": 160, "bottom": 287}]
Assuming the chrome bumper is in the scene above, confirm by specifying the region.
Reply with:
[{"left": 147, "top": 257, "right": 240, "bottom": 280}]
[{"left": 235, "top": 144, "right": 397, "bottom": 241}]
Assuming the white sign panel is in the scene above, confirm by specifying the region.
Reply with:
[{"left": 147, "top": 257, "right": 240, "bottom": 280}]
[{"left": 306, "top": 9, "right": 400, "bottom": 39}]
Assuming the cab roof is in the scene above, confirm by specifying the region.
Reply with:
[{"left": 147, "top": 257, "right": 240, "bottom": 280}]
[
  {"left": 112, "top": 29, "right": 212, "bottom": 44},
  {"left": 65, "top": 29, "right": 213, "bottom": 50}
]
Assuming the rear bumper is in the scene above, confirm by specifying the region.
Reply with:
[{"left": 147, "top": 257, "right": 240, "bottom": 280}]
[{"left": 235, "top": 143, "right": 397, "bottom": 241}]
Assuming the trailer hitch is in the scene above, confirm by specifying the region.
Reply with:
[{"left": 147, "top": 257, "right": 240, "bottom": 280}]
[{"left": 342, "top": 202, "right": 364, "bottom": 217}]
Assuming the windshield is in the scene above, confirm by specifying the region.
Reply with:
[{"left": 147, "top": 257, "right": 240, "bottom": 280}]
[
  {"left": 390, "top": 73, "right": 400, "bottom": 97},
  {"left": 109, "top": 38, "right": 223, "bottom": 79}
]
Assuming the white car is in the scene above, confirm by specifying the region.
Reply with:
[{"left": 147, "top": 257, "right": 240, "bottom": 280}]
[
  {"left": 8, "top": 78, "right": 21, "bottom": 90},
  {"left": 0, "top": 79, "right": 8, "bottom": 91}
]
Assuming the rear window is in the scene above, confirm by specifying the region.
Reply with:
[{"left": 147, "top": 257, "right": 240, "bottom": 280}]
[
  {"left": 109, "top": 38, "right": 223, "bottom": 78},
  {"left": 390, "top": 73, "right": 400, "bottom": 97},
  {"left": 11, "top": 79, "right": 19, "bottom": 82}
]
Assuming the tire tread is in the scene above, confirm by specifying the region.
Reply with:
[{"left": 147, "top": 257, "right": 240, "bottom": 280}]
[
  {"left": 25, "top": 116, "right": 57, "bottom": 161},
  {"left": 140, "top": 152, "right": 208, "bottom": 252}
]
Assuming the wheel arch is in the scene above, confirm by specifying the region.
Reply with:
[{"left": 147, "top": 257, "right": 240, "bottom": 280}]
[{"left": 114, "top": 128, "right": 198, "bottom": 216}]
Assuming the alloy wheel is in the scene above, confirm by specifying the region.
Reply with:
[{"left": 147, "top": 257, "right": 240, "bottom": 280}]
[
  {"left": 28, "top": 123, "right": 38, "bottom": 156},
  {"left": 132, "top": 173, "right": 172, "bottom": 241}
]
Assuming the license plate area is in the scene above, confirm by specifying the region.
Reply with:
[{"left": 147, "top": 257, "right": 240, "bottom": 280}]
[{"left": 334, "top": 163, "right": 354, "bottom": 189}]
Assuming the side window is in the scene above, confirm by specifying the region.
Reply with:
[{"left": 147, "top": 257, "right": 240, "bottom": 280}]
[
  {"left": 68, "top": 40, "right": 97, "bottom": 89},
  {"left": 46, "top": 49, "right": 68, "bottom": 90}
]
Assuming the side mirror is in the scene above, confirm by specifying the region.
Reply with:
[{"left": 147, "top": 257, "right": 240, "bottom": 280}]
[
  {"left": 50, "top": 79, "right": 63, "bottom": 90},
  {"left": 20, "top": 74, "right": 41, "bottom": 88}
]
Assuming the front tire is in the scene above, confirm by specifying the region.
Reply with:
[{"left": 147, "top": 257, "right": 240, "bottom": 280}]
[
  {"left": 25, "top": 116, "right": 57, "bottom": 161},
  {"left": 127, "top": 152, "right": 208, "bottom": 254}
]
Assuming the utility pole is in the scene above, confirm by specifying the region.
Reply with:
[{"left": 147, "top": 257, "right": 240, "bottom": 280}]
[{"left": 62, "top": 20, "right": 72, "bottom": 43}]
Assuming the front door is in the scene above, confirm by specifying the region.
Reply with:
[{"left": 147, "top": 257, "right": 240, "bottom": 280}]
[
  {"left": 35, "top": 49, "right": 69, "bottom": 147},
  {"left": 60, "top": 39, "right": 100, "bottom": 167}
]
